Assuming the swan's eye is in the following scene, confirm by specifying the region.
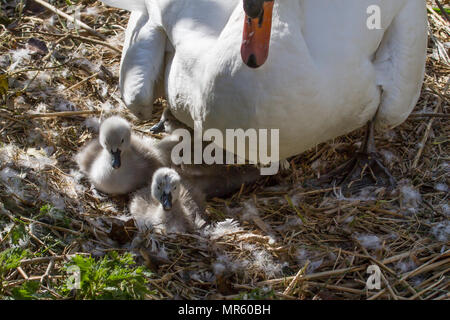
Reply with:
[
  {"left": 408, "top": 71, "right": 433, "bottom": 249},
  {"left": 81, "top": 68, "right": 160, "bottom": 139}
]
[{"left": 121, "top": 139, "right": 124, "bottom": 144}]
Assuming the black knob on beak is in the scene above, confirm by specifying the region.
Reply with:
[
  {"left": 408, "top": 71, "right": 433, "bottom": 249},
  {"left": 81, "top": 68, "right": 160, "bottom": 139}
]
[
  {"left": 244, "top": 0, "right": 273, "bottom": 19},
  {"left": 243, "top": 0, "right": 265, "bottom": 19}
]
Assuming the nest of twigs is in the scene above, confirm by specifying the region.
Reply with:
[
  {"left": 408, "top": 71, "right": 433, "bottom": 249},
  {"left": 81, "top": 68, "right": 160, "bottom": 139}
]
[{"left": 0, "top": 0, "right": 448, "bottom": 300}]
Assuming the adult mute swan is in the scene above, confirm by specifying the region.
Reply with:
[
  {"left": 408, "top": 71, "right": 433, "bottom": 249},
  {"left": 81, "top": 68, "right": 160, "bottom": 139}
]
[{"left": 100, "top": 0, "right": 427, "bottom": 188}]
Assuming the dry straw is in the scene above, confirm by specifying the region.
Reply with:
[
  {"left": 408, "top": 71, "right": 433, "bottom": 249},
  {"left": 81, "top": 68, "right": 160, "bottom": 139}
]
[{"left": 0, "top": 0, "right": 448, "bottom": 300}]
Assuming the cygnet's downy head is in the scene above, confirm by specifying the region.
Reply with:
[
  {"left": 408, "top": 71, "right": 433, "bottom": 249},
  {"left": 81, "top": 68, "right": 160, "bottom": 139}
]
[
  {"left": 151, "top": 168, "right": 181, "bottom": 211},
  {"left": 99, "top": 116, "right": 131, "bottom": 169}
]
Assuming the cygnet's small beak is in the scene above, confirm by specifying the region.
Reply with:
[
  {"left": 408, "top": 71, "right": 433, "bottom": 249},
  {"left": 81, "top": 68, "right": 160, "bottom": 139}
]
[
  {"left": 111, "top": 149, "right": 121, "bottom": 169},
  {"left": 161, "top": 192, "right": 172, "bottom": 211}
]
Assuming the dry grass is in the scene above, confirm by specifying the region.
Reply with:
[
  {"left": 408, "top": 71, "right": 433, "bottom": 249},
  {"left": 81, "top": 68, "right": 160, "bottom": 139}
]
[{"left": 0, "top": 0, "right": 448, "bottom": 300}]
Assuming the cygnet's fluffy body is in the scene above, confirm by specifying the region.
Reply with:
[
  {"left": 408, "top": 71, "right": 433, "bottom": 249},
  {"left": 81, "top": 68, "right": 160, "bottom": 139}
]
[
  {"left": 130, "top": 168, "right": 206, "bottom": 234},
  {"left": 76, "top": 116, "right": 164, "bottom": 195}
]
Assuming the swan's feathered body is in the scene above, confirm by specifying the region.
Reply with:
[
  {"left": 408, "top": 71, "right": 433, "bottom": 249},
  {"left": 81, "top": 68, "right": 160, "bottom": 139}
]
[{"left": 101, "top": 0, "right": 427, "bottom": 160}]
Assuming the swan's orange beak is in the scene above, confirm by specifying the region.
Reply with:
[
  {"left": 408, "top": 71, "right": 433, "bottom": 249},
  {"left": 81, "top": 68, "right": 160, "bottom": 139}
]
[{"left": 241, "top": 0, "right": 274, "bottom": 68}]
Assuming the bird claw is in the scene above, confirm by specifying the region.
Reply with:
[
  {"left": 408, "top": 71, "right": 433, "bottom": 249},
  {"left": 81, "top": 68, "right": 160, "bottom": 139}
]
[
  {"left": 308, "top": 120, "right": 397, "bottom": 196},
  {"left": 319, "top": 151, "right": 396, "bottom": 196},
  {"left": 149, "top": 120, "right": 165, "bottom": 134}
]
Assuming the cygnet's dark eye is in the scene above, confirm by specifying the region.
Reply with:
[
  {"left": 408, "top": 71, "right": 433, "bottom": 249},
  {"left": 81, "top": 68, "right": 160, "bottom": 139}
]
[{"left": 121, "top": 139, "right": 124, "bottom": 144}]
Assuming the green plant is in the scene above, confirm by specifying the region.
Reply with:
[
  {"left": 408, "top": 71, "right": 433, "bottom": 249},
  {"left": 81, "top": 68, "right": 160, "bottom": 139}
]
[
  {"left": 0, "top": 247, "right": 30, "bottom": 295},
  {"left": 60, "top": 251, "right": 153, "bottom": 300},
  {"left": 433, "top": 7, "right": 450, "bottom": 16},
  {"left": 9, "top": 223, "right": 29, "bottom": 246},
  {"left": 10, "top": 281, "right": 42, "bottom": 300},
  {"left": 237, "top": 288, "right": 277, "bottom": 300}
]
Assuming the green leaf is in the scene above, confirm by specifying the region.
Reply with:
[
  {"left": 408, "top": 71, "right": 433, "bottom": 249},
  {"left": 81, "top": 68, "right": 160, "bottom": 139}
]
[
  {"left": 10, "top": 281, "right": 40, "bottom": 300},
  {"left": 60, "top": 252, "right": 153, "bottom": 300},
  {"left": 433, "top": 7, "right": 450, "bottom": 15},
  {"left": 0, "top": 247, "right": 30, "bottom": 271},
  {"left": 10, "top": 223, "right": 29, "bottom": 246}
]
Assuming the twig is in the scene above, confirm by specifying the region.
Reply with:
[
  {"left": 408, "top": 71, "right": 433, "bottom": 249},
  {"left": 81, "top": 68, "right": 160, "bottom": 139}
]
[
  {"left": 412, "top": 97, "right": 442, "bottom": 169},
  {"left": 380, "top": 271, "right": 399, "bottom": 300},
  {"left": 20, "top": 110, "right": 100, "bottom": 119},
  {"left": 19, "top": 254, "right": 90, "bottom": 266},
  {"left": 4, "top": 212, "right": 83, "bottom": 236},
  {"left": 40, "top": 258, "right": 55, "bottom": 285},
  {"left": 409, "top": 113, "right": 450, "bottom": 119},
  {"left": 306, "top": 281, "right": 365, "bottom": 295},
  {"left": 68, "top": 34, "right": 122, "bottom": 53},
  {"left": 427, "top": 4, "right": 450, "bottom": 32},
  {"left": 32, "top": 0, "right": 107, "bottom": 40},
  {"left": 258, "top": 266, "right": 362, "bottom": 286},
  {"left": 64, "top": 72, "right": 99, "bottom": 92},
  {"left": 434, "top": 292, "right": 450, "bottom": 300},
  {"left": 22, "top": 31, "right": 122, "bottom": 53},
  {"left": 381, "top": 243, "right": 443, "bottom": 265},
  {"left": 283, "top": 261, "right": 309, "bottom": 295},
  {"left": 369, "top": 255, "right": 450, "bottom": 300},
  {"left": 408, "top": 276, "right": 446, "bottom": 300},
  {"left": 17, "top": 267, "right": 29, "bottom": 280},
  {"left": 3, "top": 275, "right": 65, "bottom": 289},
  {"left": 259, "top": 244, "right": 444, "bottom": 287},
  {"left": 435, "top": 0, "right": 450, "bottom": 24},
  {"left": 358, "top": 241, "right": 415, "bottom": 297},
  {"left": 28, "top": 230, "right": 57, "bottom": 256}
]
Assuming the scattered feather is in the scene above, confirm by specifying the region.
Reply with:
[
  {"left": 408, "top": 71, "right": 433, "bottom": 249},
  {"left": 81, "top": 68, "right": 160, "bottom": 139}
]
[
  {"left": 396, "top": 259, "right": 417, "bottom": 273},
  {"left": 204, "top": 219, "right": 242, "bottom": 240},
  {"left": 431, "top": 221, "right": 450, "bottom": 242},
  {"left": 355, "top": 234, "right": 381, "bottom": 250},
  {"left": 84, "top": 117, "right": 101, "bottom": 132},
  {"left": 399, "top": 181, "right": 422, "bottom": 215},
  {"left": 434, "top": 183, "right": 448, "bottom": 193}
]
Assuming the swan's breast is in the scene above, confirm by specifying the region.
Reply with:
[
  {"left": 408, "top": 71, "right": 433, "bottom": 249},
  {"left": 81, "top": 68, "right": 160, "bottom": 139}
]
[{"left": 164, "top": 0, "right": 414, "bottom": 158}]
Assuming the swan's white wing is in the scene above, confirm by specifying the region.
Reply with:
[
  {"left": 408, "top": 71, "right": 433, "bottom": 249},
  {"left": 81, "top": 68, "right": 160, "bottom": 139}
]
[
  {"left": 120, "top": 10, "right": 167, "bottom": 120},
  {"left": 374, "top": 0, "right": 427, "bottom": 130},
  {"left": 99, "top": 0, "right": 146, "bottom": 12}
]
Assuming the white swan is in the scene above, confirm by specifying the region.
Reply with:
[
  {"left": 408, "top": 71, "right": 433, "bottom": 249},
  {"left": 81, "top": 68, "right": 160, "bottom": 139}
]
[{"left": 100, "top": 0, "right": 427, "bottom": 181}]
